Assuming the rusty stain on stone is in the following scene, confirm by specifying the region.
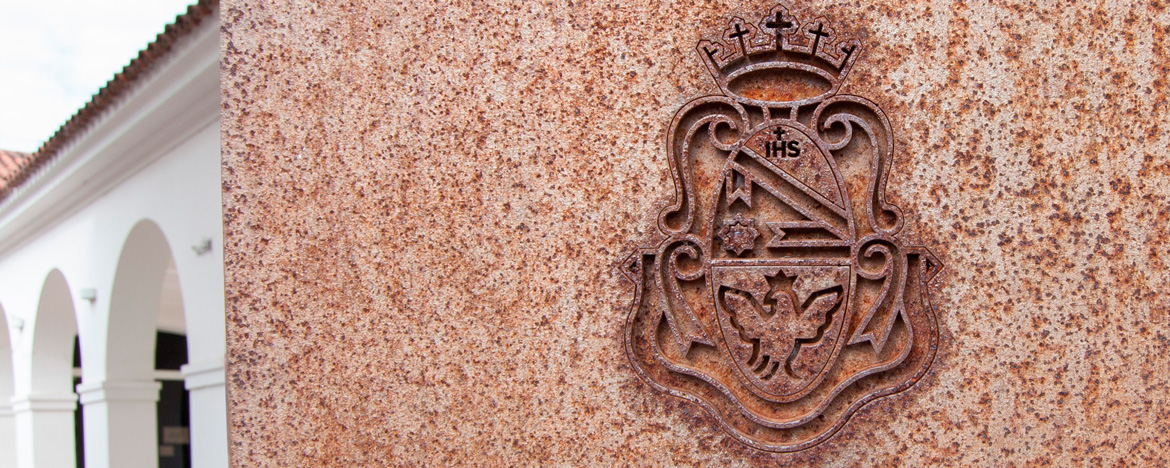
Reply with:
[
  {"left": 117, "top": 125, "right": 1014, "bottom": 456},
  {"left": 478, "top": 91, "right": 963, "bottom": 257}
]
[
  {"left": 620, "top": 4, "right": 944, "bottom": 452},
  {"left": 221, "top": 0, "right": 1170, "bottom": 464}
]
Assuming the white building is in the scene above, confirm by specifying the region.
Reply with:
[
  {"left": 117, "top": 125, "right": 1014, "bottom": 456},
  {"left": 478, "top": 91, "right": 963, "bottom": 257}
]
[{"left": 0, "top": 1, "right": 226, "bottom": 467}]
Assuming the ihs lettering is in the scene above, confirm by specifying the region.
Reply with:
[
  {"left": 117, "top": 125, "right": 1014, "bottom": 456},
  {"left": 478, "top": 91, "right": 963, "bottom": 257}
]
[{"left": 765, "top": 127, "right": 801, "bottom": 159}]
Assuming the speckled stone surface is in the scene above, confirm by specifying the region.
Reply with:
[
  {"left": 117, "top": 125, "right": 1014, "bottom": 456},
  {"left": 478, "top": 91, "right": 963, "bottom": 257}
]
[{"left": 221, "top": 0, "right": 1170, "bottom": 465}]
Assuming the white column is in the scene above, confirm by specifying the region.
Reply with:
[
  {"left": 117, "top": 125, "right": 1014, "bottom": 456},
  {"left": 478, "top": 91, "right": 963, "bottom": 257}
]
[
  {"left": 0, "top": 401, "right": 16, "bottom": 468},
  {"left": 10, "top": 393, "right": 77, "bottom": 468},
  {"left": 180, "top": 358, "right": 226, "bottom": 468},
  {"left": 76, "top": 381, "right": 160, "bottom": 468}
]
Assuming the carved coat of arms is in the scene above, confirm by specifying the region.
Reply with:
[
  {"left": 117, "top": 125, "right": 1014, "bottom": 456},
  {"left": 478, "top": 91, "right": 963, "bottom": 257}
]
[{"left": 621, "top": 5, "right": 943, "bottom": 452}]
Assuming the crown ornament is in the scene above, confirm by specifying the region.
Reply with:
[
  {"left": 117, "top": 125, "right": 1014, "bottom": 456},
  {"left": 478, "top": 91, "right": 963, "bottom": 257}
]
[
  {"left": 620, "top": 4, "right": 943, "bottom": 453},
  {"left": 697, "top": 6, "right": 860, "bottom": 108}
]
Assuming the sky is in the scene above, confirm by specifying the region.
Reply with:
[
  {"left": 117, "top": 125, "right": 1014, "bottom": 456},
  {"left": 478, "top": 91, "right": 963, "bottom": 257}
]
[{"left": 0, "top": 0, "right": 196, "bottom": 153}]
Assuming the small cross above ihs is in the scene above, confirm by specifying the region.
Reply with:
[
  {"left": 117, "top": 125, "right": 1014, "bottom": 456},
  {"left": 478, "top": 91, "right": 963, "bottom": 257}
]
[{"left": 766, "top": 127, "right": 801, "bottom": 160}]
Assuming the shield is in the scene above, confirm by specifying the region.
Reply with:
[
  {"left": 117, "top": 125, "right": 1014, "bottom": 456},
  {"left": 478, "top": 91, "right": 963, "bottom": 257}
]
[{"left": 707, "top": 122, "right": 855, "bottom": 401}]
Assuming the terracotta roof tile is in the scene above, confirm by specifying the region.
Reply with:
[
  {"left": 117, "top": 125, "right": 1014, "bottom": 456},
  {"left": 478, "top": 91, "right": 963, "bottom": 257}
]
[
  {"left": 0, "top": 150, "right": 31, "bottom": 191},
  {"left": 0, "top": 0, "right": 218, "bottom": 202}
]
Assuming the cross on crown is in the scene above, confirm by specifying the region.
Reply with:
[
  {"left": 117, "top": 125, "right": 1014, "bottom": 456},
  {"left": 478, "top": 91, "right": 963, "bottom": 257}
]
[{"left": 694, "top": 4, "right": 863, "bottom": 107}]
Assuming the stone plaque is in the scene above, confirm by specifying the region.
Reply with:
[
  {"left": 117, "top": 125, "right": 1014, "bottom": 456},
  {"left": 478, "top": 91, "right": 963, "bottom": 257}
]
[{"left": 621, "top": 5, "right": 943, "bottom": 451}]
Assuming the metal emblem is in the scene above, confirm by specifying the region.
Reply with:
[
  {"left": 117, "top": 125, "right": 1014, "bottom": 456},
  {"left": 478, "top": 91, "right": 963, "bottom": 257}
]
[{"left": 621, "top": 5, "right": 943, "bottom": 452}]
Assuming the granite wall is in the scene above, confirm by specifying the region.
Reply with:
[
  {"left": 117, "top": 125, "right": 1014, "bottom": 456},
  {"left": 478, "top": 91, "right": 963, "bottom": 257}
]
[{"left": 221, "top": 0, "right": 1170, "bottom": 465}]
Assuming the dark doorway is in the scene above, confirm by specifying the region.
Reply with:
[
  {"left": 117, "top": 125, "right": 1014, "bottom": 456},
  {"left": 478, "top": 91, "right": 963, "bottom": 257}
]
[
  {"left": 156, "top": 331, "right": 191, "bottom": 468},
  {"left": 71, "top": 332, "right": 191, "bottom": 468},
  {"left": 72, "top": 337, "right": 83, "bottom": 468}
]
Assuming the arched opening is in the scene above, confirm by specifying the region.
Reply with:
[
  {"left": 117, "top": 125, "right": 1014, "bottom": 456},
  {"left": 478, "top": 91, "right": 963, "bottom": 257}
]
[
  {"left": 107, "top": 220, "right": 172, "bottom": 383},
  {"left": 0, "top": 305, "right": 17, "bottom": 467},
  {"left": 29, "top": 270, "right": 78, "bottom": 396},
  {"left": 0, "top": 305, "right": 11, "bottom": 395},
  {"left": 156, "top": 258, "right": 192, "bottom": 467},
  {"left": 72, "top": 335, "right": 84, "bottom": 468},
  {"left": 92, "top": 219, "right": 191, "bottom": 468},
  {"left": 16, "top": 269, "right": 81, "bottom": 467}
]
